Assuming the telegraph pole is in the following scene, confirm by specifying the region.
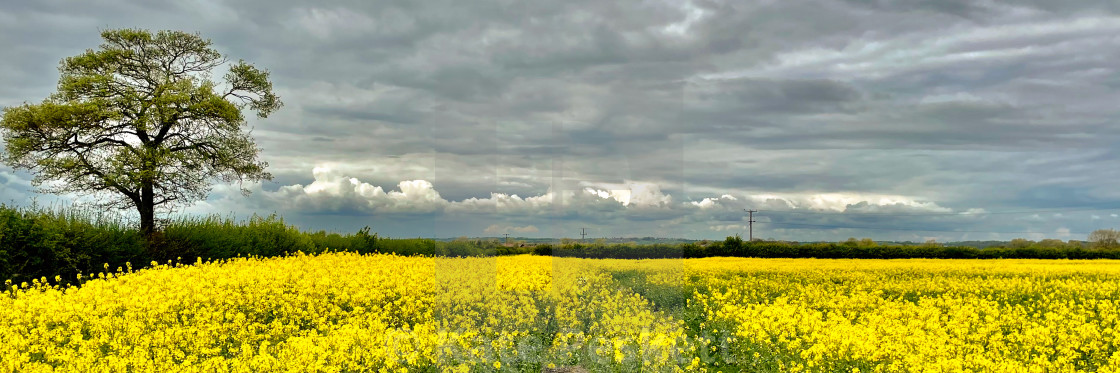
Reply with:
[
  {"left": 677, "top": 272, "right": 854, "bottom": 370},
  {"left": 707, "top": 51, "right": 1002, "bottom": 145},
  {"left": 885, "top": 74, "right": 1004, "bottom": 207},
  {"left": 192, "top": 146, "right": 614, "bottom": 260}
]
[
  {"left": 744, "top": 209, "right": 757, "bottom": 241},
  {"left": 580, "top": 228, "right": 588, "bottom": 241}
]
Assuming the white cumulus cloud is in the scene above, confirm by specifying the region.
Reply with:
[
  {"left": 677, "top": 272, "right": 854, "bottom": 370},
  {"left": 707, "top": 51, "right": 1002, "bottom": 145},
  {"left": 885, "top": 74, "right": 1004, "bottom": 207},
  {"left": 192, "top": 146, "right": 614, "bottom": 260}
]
[
  {"left": 268, "top": 166, "right": 447, "bottom": 214},
  {"left": 250, "top": 167, "right": 969, "bottom": 237}
]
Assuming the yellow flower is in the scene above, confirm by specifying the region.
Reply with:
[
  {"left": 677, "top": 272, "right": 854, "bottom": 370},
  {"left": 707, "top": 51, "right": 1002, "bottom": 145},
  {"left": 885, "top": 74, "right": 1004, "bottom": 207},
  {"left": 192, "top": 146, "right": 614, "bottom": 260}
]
[{"left": 1, "top": 253, "right": 1115, "bottom": 372}]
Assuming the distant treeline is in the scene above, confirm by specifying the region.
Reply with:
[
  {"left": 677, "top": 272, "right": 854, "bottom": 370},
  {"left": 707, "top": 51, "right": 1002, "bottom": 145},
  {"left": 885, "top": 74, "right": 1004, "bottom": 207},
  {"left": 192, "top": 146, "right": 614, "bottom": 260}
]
[
  {"left": 534, "top": 235, "right": 1120, "bottom": 260},
  {"left": 3, "top": 204, "right": 1119, "bottom": 285}
]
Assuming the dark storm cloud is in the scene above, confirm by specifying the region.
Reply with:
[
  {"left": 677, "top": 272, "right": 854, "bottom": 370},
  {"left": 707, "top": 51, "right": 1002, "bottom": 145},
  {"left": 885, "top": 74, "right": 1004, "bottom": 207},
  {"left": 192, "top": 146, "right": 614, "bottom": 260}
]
[
  {"left": 724, "top": 78, "right": 864, "bottom": 114},
  {"left": 839, "top": 0, "right": 996, "bottom": 19},
  {"left": 304, "top": 106, "right": 420, "bottom": 125},
  {"left": 2, "top": 0, "right": 1120, "bottom": 240}
]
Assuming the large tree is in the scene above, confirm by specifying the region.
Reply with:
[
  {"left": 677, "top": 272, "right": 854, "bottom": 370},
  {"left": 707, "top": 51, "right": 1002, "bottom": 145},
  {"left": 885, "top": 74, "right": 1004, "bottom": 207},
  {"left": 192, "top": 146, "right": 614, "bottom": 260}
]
[
  {"left": 0, "top": 29, "right": 281, "bottom": 238},
  {"left": 1088, "top": 228, "right": 1120, "bottom": 250}
]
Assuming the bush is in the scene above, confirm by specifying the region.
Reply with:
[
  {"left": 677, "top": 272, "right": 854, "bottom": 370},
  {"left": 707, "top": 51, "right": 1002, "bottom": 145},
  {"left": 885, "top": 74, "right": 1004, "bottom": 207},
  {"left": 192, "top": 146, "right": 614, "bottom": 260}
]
[
  {"left": 533, "top": 244, "right": 553, "bottom": 256},
  {"left": 305, "top": 226, "right": 378, "bottom": 254},
  {"left": 0, "top": 204, "right": 143, "bottom": 285},
  {"left": 160, "top": 214, "right": 315, "bottom": 261}
]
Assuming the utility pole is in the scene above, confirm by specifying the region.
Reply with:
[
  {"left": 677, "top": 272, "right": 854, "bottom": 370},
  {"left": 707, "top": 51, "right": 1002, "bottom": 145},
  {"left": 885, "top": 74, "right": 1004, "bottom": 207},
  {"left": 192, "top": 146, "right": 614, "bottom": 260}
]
[
  {"left": 744, "top": 209, "right": 757, "bottom": 241},
  {"left": 580, "top": 228, "right": 587, "bottom": 241}
]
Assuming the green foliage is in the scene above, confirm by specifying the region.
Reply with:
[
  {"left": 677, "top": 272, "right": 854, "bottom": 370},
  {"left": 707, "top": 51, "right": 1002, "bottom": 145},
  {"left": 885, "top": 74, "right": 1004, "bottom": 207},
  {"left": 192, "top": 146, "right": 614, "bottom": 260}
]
[
  {"left": 376, "top": 238, "right": 436, "bottom": 256},
  {"left": 532, "top": 244, "right": 553, "bottom": 256},
  {"left": 549, "top": 242, "right": 683, "bottom": 259},
  {"left": 304, "top": 226, "right": 378, "bottom": 255},
  {"left": 0, "top": 204, "right": 143, "bottom": 285},
  {"left": 158, "top": 214, "right": 316, "bottom": 261}
]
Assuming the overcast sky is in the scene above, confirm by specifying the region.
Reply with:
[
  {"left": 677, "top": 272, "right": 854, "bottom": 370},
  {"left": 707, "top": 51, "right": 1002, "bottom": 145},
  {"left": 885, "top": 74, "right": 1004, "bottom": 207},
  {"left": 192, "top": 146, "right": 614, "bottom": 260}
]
[{"left": 2, "top": 0, "right": 1120, "bottom": 241}]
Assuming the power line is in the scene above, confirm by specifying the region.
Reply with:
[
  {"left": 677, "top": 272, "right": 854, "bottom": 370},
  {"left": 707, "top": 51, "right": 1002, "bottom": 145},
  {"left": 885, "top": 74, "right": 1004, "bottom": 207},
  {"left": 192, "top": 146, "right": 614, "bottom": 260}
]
[{"left": 765, "top": 221, "right": 1094, "bottom": 235}]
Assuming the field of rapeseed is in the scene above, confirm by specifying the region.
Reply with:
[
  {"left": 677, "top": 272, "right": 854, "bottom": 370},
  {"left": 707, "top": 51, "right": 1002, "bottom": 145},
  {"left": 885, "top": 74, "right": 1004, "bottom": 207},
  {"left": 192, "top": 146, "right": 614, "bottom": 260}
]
[{"left": 3, "top": 253, "right": 1119, "bottom": 372}]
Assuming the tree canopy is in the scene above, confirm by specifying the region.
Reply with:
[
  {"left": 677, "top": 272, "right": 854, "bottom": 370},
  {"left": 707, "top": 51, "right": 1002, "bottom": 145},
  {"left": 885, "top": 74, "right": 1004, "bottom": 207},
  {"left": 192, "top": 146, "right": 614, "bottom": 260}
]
[
  {"left": 1088, "top": 228, "right": 1120, "bottom": 250},
  {"left": 0, "top": 28, "right": 282, "bottom": 237}
]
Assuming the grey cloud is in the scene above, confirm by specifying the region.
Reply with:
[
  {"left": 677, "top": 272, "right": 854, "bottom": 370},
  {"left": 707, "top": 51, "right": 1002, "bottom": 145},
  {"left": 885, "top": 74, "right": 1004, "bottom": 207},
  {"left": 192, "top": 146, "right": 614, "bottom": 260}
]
[
  {"left": 3, "top": 0, "right": 1120, "bottom": 241},
  {"left": 839, "top": 0, "right": 997, "bottom": 19},
  {"left": 687, "top": 78, "right": 865, "bottom": 116},
  {"left": 304, "top": 106, "right": 420, "bottom": 125}
]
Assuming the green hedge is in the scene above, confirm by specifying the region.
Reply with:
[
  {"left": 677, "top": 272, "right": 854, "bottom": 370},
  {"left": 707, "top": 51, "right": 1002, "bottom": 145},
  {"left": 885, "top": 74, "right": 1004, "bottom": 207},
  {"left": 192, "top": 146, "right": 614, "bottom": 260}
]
[
  {"left": 0, "top": 205, "right": 472, "bottom": 285},
  {"left": 0, "top": 205, "right": 144, "bottom": 285}
]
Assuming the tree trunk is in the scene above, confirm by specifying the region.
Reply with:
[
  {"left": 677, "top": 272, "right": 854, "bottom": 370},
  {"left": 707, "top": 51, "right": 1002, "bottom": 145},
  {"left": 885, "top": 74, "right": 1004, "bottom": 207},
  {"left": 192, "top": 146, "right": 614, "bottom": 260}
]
[{"left": 139, "top": 182, "right": 156, "bottom": 241}]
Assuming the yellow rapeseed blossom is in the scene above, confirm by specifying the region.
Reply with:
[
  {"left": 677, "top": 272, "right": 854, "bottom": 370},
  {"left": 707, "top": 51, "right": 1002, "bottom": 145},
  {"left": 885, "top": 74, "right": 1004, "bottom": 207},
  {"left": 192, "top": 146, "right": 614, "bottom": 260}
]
[
  {"left": 2, "top": 254, "right": 1117, "bottom": 372},
  {"left": 675, "top": 258, "right": 1120, "bottom": 372},
  {"left": 0, "top": 253, "right": 693, "bottom": 372}
]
